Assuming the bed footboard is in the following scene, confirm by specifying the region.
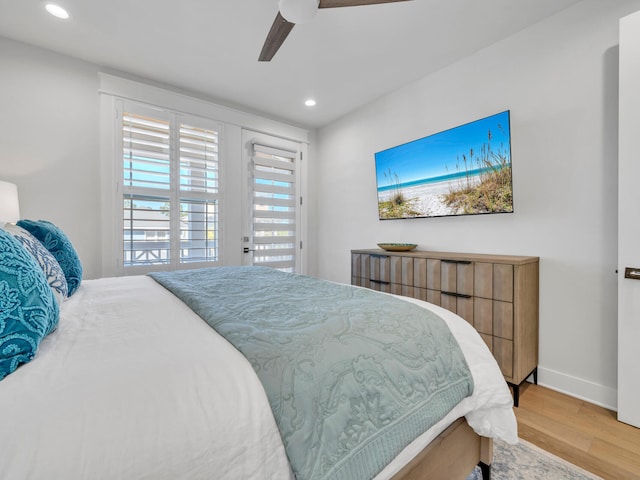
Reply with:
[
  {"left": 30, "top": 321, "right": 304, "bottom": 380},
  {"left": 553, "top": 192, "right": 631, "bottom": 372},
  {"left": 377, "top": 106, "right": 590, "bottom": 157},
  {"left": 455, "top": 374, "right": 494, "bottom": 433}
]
[{"left": 391, "top": 417, "right": 493, "bottom": 480}]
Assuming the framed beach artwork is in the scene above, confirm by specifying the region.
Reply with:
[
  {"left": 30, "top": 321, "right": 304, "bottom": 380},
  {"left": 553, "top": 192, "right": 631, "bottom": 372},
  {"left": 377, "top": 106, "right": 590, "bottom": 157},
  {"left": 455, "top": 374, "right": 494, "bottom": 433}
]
[{"left": 374, "top": 110, "right": 513, "bottom": 220}]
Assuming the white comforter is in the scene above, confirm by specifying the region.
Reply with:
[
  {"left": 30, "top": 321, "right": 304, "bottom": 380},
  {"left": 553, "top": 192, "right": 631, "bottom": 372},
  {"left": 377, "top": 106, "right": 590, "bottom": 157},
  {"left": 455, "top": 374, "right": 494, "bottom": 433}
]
[{"left": 0, "top": 275, "right": 517, "bottom": 480}]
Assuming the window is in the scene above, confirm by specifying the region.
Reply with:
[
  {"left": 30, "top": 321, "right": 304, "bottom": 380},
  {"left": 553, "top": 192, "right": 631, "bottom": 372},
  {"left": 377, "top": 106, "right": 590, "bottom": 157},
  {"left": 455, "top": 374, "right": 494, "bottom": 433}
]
[{"left": 119, "top": 105, "right": 221, "bottom": 272}]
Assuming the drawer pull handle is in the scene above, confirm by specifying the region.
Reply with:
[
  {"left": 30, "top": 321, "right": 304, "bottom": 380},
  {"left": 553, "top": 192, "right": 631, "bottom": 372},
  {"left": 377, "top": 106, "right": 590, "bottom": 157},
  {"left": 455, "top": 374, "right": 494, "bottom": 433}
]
[
  {"left": 371, "top": 254, "right": 389, "bottom": 259},
  {"left": 442, "top": 259, "right": 472, "bottom": 264},
  {"left": 370, "top": 279, "right": 390, "bottom": 285},
  {"left": 441, "top": 291, "right": 472, "bottom": 299}
]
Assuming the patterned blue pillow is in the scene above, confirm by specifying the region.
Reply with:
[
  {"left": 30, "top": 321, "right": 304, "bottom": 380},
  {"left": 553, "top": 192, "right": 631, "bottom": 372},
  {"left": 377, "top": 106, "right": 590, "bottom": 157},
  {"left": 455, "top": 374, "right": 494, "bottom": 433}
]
[
  {"left": 17, "top": 220, "right": 83, "bottom": 297},
  {"left": 0, "top": 228, "right": 59, "bottom": 381},
  {"left": 3, "top": 223, "right": 69, "bottom": 306}
]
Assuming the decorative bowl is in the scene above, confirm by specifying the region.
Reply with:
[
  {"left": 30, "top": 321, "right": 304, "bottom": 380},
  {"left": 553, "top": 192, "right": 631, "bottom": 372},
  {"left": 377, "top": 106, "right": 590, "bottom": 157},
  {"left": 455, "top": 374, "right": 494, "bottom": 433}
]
[{"left": 377, "top": 243, "right": 418, "bottom": 252}]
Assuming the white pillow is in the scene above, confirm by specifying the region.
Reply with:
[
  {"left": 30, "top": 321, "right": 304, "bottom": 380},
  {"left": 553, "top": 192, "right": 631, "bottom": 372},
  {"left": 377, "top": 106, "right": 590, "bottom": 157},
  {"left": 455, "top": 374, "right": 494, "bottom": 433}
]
[{"left": 2, "top": 223, "right": 69, "bottom": 305}]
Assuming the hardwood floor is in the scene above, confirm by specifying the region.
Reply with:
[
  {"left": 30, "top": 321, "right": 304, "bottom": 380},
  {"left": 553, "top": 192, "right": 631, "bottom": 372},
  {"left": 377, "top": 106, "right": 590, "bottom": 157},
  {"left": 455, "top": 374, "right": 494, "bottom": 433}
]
[{"left": 515, "top": 383, "right": 640, "bottom": 479}]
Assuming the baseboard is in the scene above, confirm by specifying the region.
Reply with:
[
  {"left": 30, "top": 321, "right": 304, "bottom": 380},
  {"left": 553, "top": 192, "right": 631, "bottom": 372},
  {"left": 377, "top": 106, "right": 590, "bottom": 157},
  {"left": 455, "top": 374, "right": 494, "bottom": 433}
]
[{"left": 531, "top": 367, "right": 617, "bottom": 411}]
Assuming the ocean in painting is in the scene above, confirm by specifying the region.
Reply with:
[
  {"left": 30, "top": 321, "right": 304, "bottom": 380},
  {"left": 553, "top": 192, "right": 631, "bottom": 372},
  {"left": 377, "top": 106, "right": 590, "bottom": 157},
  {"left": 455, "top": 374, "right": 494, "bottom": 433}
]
[{"left": 377, "top": 166, "right": 491, "bottom": 193}]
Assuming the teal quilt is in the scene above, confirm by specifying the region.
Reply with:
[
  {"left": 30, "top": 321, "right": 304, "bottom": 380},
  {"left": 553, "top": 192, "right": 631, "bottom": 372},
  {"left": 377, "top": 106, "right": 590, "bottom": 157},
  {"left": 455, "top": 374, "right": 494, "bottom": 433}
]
[{"left": 150, "top": 266, "right": 473, "bottom": 480}]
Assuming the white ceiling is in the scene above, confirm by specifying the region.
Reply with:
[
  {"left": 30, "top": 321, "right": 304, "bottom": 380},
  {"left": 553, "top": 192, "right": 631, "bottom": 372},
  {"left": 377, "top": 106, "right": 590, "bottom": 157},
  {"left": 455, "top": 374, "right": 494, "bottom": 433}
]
[{"left": 0, "top": 0, "right": 583, "bottom": 129}]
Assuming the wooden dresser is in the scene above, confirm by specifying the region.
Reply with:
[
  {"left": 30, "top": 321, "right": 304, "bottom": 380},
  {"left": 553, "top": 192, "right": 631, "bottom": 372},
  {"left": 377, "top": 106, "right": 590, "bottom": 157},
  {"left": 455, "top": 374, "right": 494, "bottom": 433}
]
[{"left": 351, "top": 249, "right": 539, "bottom": 406}]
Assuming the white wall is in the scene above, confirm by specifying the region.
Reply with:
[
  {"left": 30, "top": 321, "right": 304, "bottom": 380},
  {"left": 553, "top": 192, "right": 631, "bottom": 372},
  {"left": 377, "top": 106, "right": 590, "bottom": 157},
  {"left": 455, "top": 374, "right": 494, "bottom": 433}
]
[
  {"left": 315, "top": 0, "right": 640, "bottom": 408},
  {"left": 0, "top": 37, "right": 101, "bottom": 278}
]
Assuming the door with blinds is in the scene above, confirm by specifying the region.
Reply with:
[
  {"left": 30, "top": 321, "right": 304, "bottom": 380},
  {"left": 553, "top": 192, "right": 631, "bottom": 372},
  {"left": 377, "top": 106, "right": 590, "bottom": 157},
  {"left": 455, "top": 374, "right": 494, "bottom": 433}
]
[{"left": 242, "top": 130, "right": 302, "bottom": 273}]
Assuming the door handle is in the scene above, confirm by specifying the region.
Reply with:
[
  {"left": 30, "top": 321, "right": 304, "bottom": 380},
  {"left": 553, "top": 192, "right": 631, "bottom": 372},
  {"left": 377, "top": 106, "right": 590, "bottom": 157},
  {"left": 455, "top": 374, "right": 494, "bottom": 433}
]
[
  {"left": 624, "top": 267, "right": 640, "bottom": 279},
  {"left": 243, "top": 247, "right": 256, "bottom": 253}
]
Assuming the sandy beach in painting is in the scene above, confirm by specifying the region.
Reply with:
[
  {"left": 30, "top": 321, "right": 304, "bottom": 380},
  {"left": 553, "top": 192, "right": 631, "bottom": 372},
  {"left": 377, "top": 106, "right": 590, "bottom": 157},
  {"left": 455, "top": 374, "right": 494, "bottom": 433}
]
[{"left": 378, "top": 175, "right": 482, "bottom": 217}]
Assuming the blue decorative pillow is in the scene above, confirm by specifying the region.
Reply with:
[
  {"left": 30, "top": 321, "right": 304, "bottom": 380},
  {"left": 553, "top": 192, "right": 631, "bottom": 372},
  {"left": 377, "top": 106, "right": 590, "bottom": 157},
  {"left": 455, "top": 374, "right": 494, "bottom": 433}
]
[
  {"left": 0, "top": 228, "right": 59, "bottom": 381},
  {"left": 3, "top": 223, "right": 69, "bottom": 306},
  {"left": 17, "top": 220, "right": 83, "bottom": 297}
]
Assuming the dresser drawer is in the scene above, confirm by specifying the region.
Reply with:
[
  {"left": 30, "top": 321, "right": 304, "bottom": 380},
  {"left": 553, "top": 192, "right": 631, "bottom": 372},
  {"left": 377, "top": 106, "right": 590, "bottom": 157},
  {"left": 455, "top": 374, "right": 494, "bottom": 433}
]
[
  {"left": 441, "top": 260, "right": 473, "bottom": 296},
  {"left": 351, "top": 253, "right": 370, "bottom": 280},
  {"left": 369, "top": 254, "right": 390, "bottom": 283},
  {"left": 389, "top": 256, "right": 410, "bottom": 284}
]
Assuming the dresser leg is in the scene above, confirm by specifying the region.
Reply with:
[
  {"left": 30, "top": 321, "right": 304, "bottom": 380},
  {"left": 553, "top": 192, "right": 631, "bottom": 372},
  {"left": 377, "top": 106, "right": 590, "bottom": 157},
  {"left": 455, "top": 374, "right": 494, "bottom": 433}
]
[
  {"left": 508, "top": 368, "right": 538, "bottom": 407},
  {"left": 479, "top": 461, "right": 491, "bottom": 480},
  {"left": 507, "top": 382, "right": 520, "bottom": 407}
]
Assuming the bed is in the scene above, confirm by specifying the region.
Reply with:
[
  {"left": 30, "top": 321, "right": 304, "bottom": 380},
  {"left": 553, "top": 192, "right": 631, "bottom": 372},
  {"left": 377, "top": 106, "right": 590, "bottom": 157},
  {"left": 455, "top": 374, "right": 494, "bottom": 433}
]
[{"left": 0, "top": 224, "right": 517, "bottom": 480}]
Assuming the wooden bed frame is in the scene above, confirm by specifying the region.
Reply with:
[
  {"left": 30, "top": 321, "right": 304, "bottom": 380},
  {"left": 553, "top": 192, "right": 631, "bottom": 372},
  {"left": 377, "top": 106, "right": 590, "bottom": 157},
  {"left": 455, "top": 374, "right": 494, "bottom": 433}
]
[{"left": 391, "top": 418, "right": 492, "bottom": 480}]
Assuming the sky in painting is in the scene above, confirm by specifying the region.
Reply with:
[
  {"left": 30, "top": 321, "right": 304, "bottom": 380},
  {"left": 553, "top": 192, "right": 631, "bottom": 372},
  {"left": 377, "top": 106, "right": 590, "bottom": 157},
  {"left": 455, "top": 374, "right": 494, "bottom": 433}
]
[{"left": 375, "top": 111, "right": 511, "bottom": 188}]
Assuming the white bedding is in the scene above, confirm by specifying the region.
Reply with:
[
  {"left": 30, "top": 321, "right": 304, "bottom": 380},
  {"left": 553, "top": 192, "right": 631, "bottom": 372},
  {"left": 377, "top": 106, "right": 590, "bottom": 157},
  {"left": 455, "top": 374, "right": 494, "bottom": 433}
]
[{"left": 0, "top": 275, "right": 517, "bottom": 480}]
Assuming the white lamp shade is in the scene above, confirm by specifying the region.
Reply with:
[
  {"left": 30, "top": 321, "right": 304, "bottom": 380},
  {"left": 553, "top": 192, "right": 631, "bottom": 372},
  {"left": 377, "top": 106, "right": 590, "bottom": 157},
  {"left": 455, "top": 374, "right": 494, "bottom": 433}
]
[
  {"left": 0, "top": 181, "right": 20, "bottom": 224},
  {"left": 279, "top": 0, "right": 319, "bottom": 24}
]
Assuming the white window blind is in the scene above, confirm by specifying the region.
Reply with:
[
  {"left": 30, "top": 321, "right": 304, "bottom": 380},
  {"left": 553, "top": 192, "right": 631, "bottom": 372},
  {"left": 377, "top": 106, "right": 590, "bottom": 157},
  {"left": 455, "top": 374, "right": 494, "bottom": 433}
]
[
  {"left": 250, "top": 143, "right": 297, "bottom": 272},
  {"left": 178, "top": 123, "right": 219, "bottom": 264},
  {"left": 121, "top": 109, "right": 220, "bottom": 271}
]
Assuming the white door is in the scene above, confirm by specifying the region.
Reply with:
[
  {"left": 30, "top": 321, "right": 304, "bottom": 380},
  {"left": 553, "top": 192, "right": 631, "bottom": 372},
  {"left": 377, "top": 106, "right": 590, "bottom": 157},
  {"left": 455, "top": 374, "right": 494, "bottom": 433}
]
[
  {"left": 618, "top": 10, "right": 640, "bottom": 428},
  {"left": 241, "top": 130, "right": 304, "bottom": 273}
]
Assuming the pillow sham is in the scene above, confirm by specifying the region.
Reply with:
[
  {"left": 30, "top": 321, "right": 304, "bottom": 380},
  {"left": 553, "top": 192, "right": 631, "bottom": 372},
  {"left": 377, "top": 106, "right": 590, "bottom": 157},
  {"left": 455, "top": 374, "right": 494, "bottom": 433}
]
[
  {"left": 3, "top": 223, "right": 68, "bottom": 306},
  {"left": 0, "top": 228, "right": 59, "bottom": 381},
  {"left": 17, "top": 219, "right": 82, "bottom": 297}
]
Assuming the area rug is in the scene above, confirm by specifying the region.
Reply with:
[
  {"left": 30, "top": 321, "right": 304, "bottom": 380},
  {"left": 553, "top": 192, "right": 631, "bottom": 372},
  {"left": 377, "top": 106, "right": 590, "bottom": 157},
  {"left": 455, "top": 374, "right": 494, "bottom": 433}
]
[{"left": 466, "top": 438, "right": 603, "bottom": 479}]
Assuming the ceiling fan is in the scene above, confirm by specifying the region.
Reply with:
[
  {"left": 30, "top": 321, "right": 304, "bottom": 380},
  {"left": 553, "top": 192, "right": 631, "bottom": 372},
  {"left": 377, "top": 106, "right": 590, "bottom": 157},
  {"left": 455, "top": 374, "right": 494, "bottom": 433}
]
[{"left": 259, "top": 0, "right": 412, "bottom": 61}]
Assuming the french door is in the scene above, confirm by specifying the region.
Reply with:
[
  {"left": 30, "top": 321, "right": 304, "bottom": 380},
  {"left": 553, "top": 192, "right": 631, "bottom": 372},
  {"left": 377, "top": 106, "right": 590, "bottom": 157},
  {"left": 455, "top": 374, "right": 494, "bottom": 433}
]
[{"left": 241, "top": 130, "right": 303, "bottom": 273}]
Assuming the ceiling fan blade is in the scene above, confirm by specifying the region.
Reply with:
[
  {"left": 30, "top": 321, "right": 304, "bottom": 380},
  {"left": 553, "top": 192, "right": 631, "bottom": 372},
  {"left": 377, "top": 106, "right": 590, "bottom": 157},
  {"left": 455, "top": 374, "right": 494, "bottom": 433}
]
[
  {"left": 259, "top": 12, "right": 295, "bottom": 62},
  {"left": 319, "top": 0, "right": 411, "bottom": 8}
]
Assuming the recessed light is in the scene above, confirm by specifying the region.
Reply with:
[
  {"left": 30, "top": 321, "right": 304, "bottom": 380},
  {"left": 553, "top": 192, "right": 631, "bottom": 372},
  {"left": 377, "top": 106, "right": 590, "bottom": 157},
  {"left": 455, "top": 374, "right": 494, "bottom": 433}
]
[
  {"left": 45, "top": 3, "right": 70, "bottom": 19},
  {"left": 305, "top": 99, "right": 316, "bottom": 107}
]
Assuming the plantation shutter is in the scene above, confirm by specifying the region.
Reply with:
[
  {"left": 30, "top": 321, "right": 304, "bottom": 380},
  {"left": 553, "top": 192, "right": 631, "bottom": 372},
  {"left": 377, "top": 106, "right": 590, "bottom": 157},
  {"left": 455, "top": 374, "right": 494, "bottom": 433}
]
[
  {"left": 178, "top": 123, "right": 220, "bottom": 264},
  {"left": 250, "top": 143, "right": 298, "bottom": 272},
  {"left": 121, "top": 107, "right": 221, "bottom": 271},
  {"left": 122, "top": 113, "right": 172, "bottom": 267}
]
